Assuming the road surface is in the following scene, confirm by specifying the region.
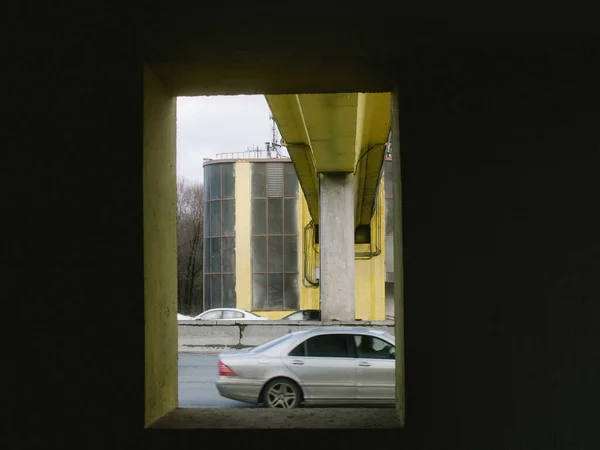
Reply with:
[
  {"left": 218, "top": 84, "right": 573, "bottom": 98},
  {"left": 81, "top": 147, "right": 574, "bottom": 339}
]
[{"left": 178, "top": 353, "right": 258, "bottom": 408}]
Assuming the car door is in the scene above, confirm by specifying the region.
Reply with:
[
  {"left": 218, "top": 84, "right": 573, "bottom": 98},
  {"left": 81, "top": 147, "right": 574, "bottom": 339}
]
[
  {"left": 352, "top": 334, "right": 396, "bottom": 402},
  {"left": 282, "top": 333, "right": 356, "bottom": 402}
]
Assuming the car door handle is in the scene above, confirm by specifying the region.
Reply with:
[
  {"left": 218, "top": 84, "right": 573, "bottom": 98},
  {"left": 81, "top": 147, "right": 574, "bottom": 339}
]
[
  {"left": 291, "top": 360, "right": 304, "bottom": 365},
  {"left": 358, "top": 361, "right": 371, "bottom": 367}
]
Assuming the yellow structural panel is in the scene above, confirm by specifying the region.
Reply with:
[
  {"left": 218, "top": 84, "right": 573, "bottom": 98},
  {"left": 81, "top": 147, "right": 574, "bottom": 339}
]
[
  {"left": 354, "top": 93, "right": 391, "bottom": 226},
  {"left": 234, "top": 162, "right": 252, "bottom": 313},
  {"left": 354, "top": 180, "right": 386, "bottom": 320}
]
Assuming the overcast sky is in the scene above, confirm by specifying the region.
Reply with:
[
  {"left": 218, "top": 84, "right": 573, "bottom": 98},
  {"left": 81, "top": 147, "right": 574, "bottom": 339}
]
[{"left": 177, "top": 95, "right": 279, "bottom": 184}]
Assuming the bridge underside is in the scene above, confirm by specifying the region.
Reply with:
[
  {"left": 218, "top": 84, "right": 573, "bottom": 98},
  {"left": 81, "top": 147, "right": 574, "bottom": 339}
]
[{"left": 266, "top": 93, "right": 391, "bottom": 235}]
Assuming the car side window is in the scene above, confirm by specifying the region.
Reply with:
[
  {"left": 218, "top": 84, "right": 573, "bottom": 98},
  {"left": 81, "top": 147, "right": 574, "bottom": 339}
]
[
  {"left": 222, "top": 310, "right": 244, "bottom": 319},
  {"left": 308, "top": 311, "right": 321, "bottom": 320},
  {"left": 304, "top": 334, "right": 350, "bottom": 358},
  {"left": 199, "top": 311, "right": 222, "bottom": 320},
  {"left": 288, "top": 341, "right": 306, "bottom": 356},
  {"left": 354, "top": 335, "right": 395, "bottom": 360}
]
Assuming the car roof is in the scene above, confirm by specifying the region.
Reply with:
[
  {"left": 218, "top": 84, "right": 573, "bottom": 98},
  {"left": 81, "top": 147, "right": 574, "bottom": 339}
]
[
  {"left": 204, "top": 308, "right": 248, "bottom": 312},
  {"left": 287, "top": 326, "right": 393, "bottom": 338}
]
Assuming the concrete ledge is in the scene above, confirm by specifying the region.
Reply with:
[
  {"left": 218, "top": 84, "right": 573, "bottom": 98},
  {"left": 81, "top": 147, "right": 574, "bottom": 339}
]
[
  {"left": 178, "top": 320, "right": 395, "bottom": 353},
  {"left": 150, "top": 407, "right": 401, "bottom": 429}
]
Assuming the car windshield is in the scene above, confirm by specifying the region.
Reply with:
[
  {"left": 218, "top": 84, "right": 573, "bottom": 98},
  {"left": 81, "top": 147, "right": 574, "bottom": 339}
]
[
  {"left": 250, "top": 333, "right": 295, "bottom": 353},
  {"left": 283, "top": 312, "right": 301, "bottom": 320}
]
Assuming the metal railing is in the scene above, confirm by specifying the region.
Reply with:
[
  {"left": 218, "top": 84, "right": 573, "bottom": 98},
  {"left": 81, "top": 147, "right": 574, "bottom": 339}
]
[{"left": 214, "top": 148, "right": 289, "bottom": 160}]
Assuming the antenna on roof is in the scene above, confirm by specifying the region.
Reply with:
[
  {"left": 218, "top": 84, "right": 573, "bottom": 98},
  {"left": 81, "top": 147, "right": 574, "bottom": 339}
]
[{"left": 268, "top": 115, "right": 284, "bottom": 158}]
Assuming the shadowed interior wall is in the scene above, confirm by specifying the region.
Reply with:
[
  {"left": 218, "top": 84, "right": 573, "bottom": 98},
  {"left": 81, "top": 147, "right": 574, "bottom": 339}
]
[
  {"left": 143, "top": 65, "right": 178, "bottom": 426},
  {"left": 396, "top": 49, "right": 600, "bottom": 448},
  {"left": 391, "top": 91, "right": 405, "bottom": 425},
  {"left": 9, "top": 4, "right": 600, "bottom": 447}
]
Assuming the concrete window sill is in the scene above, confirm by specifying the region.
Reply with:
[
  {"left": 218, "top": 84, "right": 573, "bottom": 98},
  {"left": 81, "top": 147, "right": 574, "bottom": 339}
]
[{"left": 149, "top": 407, "right": 401, "bottom": 429}]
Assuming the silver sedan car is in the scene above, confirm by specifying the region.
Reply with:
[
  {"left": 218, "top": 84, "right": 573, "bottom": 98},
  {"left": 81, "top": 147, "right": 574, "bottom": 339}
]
[
  {"left": 216, "top": 327, "right": 396, "bottom": 408},
  {"left": 192, "top": 308, "right": 269, "bottom": 321}
]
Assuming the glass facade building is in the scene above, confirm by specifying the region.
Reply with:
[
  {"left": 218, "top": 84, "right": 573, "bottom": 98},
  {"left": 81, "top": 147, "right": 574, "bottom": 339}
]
[
  {"left": 203, "top": 160, "right": 300, "bottom": 312},
  {"left": 203, "top": 163, "right": 236, "bottom": 310}
]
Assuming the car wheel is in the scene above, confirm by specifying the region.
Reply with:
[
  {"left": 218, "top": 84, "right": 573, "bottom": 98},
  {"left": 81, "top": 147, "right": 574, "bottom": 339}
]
[{"left": 262, "top": 378, "right": 302, "bottom": 408}]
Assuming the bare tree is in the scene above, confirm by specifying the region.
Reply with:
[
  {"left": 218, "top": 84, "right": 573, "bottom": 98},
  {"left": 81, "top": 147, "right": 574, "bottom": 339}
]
[{"left": 177, "top": 177, "right": 204, "bottom": 315}]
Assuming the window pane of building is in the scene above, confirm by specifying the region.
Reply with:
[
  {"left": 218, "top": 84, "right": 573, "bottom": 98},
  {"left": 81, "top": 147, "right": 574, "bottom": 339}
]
[
  {"left": 283, "top": 273, "right": 299, "bottom": 310},
  {"left": 221, "top": 237, "right": 235, "bottom": 273},
  {"left": 209, "top": 201, "right": 221, "bottom": 237},
  {"left": 252, "top": 163, "right": 267, "bottom": 198},
  {"left": 267, "top": 198, "right": 283, "bottom": 235},
  {"left": 204, "top": 275, "right": 211, "bottom": 310},
  {"left": 222, "top": 199, "right": 235, "bottom": 236},
  {"left": 267, "top": 273, "right": 284, "bottom": 309},
  {"left": 222, "top": 274, "right": 236, "bottom": 308},
  {"left": 267, "top": 236, "right": 283, "bottom": 273},
  {"left": 283, "top": 198, "right": 297, "bottom": 234},
  {"left": 204, "top": 166, "right": 212, "bottom": 200},
  {"left": 251, "top": 199, "right": 266, "bottom": 235},
  {"left": 221, "top": 163, "right": 235, "bottom": 199},
  {"left": 210, "top": 238, "right": 221, "bottom": 273},
  {"left": 252, "top": 274, "right": 268, "bottom": 309},
  {"left": 204, "top": 238, "right": 210, "bottom": 272},
  {"left": 284, "top": 236, "right": 298, "bottom": 272},
  {"left": 284, "top": 163, "right": 298, "bottom": 197},
  {"left": 209, "top": 166, "right": 221, "bottom": 200},
  {"left": 211, "top": 274, "right": 222, "bottom": 307},
  {"left": 251, "top": 236, "right": 266, "bottom": 273},
  {"left": 203, "top": 202, "right": 211, "bottom": 236}
]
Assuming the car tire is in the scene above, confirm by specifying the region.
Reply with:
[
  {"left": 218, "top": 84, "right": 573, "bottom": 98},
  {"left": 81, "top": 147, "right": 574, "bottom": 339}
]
[{"left": 262, "top": 378, "right": 302, "bottom": 409}]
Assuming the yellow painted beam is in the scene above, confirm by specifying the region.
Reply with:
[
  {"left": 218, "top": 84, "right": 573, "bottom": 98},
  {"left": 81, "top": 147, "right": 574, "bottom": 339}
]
[
  {"left": 266, "top": 94, "right": 320, "bottom": 223},
  {"left": 265, "top": 94, "right": 311, "bottom": 145},
  {"left": 296, "top": 93, "right": 358, "bottom": 173},
  {"left": 354, "top": 93, "right": 391, "bottom": 225},
  {"left": 266, "top": 92, "right": 390, "bottom": 227},
  {"left": 286, "top": 143, "right": 319, "bottom": 224}
]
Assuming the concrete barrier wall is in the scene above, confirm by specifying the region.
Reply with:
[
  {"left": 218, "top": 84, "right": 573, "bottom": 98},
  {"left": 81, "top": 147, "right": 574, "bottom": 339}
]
[{"left": 178, "top": 321, "right": 395, "bottom": 353}]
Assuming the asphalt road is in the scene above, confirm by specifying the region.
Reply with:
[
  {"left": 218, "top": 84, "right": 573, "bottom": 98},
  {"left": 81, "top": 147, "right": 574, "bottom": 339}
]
[{"left": 178, "top": 353, "right": 258, "bottom": 408}]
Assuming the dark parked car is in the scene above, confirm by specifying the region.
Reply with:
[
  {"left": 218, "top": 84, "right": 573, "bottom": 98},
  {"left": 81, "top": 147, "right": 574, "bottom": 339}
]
[{"left": 281, "top": 309, "right": 321, "bottom": 321}]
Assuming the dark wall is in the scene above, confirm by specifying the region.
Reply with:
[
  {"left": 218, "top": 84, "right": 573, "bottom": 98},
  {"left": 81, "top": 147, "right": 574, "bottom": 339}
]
[
  {"left": 6, "top": 5, "right": 599, "bottom": 449},
  {"left": 397, "top": 44, "right": 600, "bottom": 449}
]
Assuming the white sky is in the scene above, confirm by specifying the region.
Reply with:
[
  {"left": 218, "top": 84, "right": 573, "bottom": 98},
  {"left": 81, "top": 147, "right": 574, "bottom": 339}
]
[{"left": 176, "top": 95, "right": 279, "bottom": 184}]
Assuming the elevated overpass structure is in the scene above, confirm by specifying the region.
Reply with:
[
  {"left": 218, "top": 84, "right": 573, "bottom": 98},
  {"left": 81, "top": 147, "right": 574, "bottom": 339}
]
[{"left": 265, "top": 93, "right": 391, "bottom": 321}]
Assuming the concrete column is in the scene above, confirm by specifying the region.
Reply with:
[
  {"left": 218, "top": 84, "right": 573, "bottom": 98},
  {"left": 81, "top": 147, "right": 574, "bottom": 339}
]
[
  {"left": 143, "top": 65, "right": 177, "bottom": 426},
  {"left": 319, "top": 173, "right": 355, "bottom": 321}
]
